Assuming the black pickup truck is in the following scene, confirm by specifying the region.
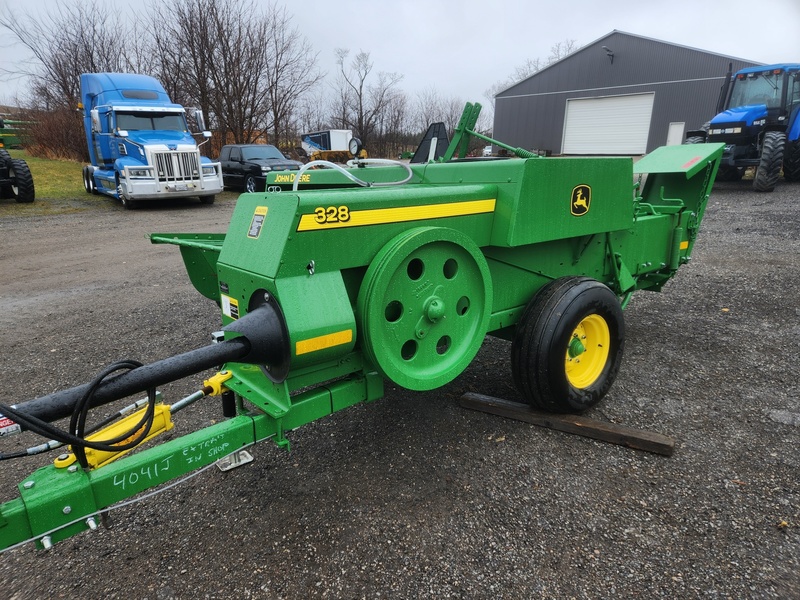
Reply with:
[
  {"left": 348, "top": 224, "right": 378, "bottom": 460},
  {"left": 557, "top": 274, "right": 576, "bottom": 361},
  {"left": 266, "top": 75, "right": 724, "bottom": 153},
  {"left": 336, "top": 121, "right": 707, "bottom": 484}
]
[{"left": 219, "top": 144, "right": 303, "bottom": 192}]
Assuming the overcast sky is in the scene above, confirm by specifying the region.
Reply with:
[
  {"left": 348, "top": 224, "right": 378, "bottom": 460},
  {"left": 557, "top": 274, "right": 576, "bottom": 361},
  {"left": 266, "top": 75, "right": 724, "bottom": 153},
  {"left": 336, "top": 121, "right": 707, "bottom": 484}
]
[{"left": 1, "top": 0, "right": 799, "bottom": 107}]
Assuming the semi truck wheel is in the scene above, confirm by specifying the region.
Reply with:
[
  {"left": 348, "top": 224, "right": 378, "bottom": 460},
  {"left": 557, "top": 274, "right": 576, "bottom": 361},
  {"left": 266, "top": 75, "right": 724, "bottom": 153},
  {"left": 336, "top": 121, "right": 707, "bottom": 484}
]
[
  {"left": 783, "top": 140, "right": 800, "bottom": 182},
  {"left": 9, "top": 159, "right": 35, "bottom": 203},
  {"left": 511, "top": 277, "right": 624, "bottom": 413},
  {"left": 753, "top": 131, "right": 786, "bottom": 192},
  {"left": 82, "top": 165, "right": 98, "bottom": 194},
  {"left": 117, "top": 175, "right": 138, "bottom": 209}
]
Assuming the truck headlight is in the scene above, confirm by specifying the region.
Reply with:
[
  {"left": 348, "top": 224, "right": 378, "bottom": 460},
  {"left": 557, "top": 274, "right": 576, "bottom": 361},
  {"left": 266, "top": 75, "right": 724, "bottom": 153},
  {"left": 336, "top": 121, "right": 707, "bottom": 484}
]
[
  {"left": 261, "top": 166, "right": 272, "bottom": 173},
  {"left": 202, "top": 166, "right": 217, "bottom": 176},
  {"left": 127, "top": 168, "right": 152, "bottom": 178}
]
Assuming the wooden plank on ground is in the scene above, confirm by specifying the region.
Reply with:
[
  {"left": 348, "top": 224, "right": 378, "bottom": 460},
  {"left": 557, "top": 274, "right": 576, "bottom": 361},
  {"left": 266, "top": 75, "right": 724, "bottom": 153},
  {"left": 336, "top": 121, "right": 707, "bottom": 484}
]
[{"left": 459, "top": 392, "right": 675, "bottom": 456}]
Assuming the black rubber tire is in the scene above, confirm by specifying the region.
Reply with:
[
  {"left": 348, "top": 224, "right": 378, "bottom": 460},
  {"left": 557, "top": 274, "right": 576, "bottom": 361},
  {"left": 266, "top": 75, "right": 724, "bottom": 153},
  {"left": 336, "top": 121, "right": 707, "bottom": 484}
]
[
  {"left": 783, "top": 139, "right": 800, "bottom": 182},
  {"left": 198, "top": 195, "right": 215, "bottom": 205},
  {"left": 684, "top": 136, "right": 705, "bottom": 145},
  {"left": 244, "top": 175, "right": 257, "bottom": 193},
  {"left": 82, "top": 165, "right": 95, "bottom": 194},
  {"left": 753, "top": 131, "right": 786, "bottom": 192},
  {"left": 10, "top": 159, "right": 35, "bottom": 203},
  {"left": 716, "top": 166, "right": 744, "bottom": 182},
  {"left": 511, "top": 276, "right": 625, "bottom": 413},
  {"left": 120, "top": 196, "right": 138, "bottom": 209},
  {"left": 0, "top": 149, "right": 12, "bottom": 198}
]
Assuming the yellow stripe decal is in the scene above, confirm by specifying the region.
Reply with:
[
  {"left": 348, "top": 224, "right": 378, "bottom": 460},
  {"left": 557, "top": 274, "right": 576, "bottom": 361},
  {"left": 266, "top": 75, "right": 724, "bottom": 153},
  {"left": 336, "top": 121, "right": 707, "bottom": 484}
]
[
  {"left": 679, "top": 240, "right": 689, "bottom": 250},
  {"left": 296, "top": 329, "right": 353, "bottom": 355},
  {"left": 297, "top": 198, "right": 496, "bottom": 231}
]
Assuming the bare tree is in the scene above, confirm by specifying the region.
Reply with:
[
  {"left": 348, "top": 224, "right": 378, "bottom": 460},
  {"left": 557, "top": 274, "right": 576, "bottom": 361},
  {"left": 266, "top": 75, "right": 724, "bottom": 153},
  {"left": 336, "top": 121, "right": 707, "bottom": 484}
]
[
  {"left": 261, "top": 4, "right": 322, "bottom": 149},
  {"left": 371, "top": 89, "right": 411, "bottom": 158},
  {"left": 414, "top": 88, "right": 469, "bottom": 138},
  {"left": 485, "top": 38, "right": 578, "bottom": 108},
  {"left": 146, "top": 0, "right": 273, "bottom": 146},
  {"left": 0, "top": 0, "right": 137, "bottom": 109},
  {"left": 0, "top": 0, "right": 147, "bottom": 158},
  {"left": 548, "top": 39, "right": 579, "bottom": 64},
  {"left": 295, "top": 91, "right": 332, "bottom": 137},
  {"left": 331, "top": 49, "right": 403, "bottom": 147}
]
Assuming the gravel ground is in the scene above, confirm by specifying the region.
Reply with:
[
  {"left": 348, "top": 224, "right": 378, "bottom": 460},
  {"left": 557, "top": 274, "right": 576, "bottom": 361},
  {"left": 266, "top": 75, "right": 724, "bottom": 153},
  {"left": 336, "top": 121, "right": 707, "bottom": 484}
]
[{"left": 0, "top": 180, "right": 797, "bottom": 599}]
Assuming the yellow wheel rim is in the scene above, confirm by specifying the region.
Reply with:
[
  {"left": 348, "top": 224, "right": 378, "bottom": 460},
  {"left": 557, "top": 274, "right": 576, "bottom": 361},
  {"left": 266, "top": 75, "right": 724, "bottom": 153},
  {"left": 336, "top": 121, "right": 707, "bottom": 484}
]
[{"left": 564, "top": 314, "right": 610, "bottom": 389}]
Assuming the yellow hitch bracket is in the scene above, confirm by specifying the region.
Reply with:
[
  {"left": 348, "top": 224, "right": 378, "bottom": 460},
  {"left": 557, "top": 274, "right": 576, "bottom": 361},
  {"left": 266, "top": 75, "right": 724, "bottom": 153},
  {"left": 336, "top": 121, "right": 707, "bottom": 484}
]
[
  {"left": 54, "top": 404, "right": 174, "bottom": 470},
  {"left": 203, "top": 370, "right": 234, "bottom": 396}
]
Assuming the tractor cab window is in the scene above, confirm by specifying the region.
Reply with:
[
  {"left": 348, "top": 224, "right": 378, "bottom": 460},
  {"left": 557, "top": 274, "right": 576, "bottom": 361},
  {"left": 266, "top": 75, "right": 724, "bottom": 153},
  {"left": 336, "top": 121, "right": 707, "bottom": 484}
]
[
  {"left": 116, "top": 111, "right": 187, "bottom": 132},
  {"left": 790, "top": 72, "right": 800, "bottom": 111},
  {"left": 728, "top": 71, "right": 785, "bottom": 109}
]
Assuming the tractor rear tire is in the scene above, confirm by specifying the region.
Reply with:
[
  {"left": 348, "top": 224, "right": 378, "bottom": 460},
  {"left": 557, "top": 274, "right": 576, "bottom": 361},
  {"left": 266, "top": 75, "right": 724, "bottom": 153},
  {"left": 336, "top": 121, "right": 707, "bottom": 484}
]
[
  {"left": 783, "top": 140, "right": 800, "bottom": 182},
  {"left": 10, "top": 159, "right": 35, "bottom": 203},
  {"left": 0, "top": 149, "right": 11, "bottom": 198},
  {"left": 511, "top": 277, "right": 624, "bottom": 413},
  {"left": 684, "top": 136, "right": 705, "bottom": 145},
  {"left": 753, "top": 131, "right": 786, "bottom": 192}
]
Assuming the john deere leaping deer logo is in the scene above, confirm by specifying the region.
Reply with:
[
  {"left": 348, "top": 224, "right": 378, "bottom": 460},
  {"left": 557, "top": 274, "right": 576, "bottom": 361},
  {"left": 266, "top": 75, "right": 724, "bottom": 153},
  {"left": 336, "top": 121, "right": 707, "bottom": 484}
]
[{"left": 571, "top": 184, "right": 591, "bottom": 216}]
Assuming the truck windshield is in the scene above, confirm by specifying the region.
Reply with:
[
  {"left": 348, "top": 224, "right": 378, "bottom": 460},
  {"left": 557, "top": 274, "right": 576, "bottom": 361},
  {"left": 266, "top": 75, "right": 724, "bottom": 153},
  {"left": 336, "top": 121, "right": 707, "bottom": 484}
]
[
  {"left": 116, "top": 112, "right": 187, "bottom": 132},
  {"left": 241, "top": 146, "right": 286, "bottom": 160},
  {"left": 728, "top": 71, "right": 785, "bottom": 109}
]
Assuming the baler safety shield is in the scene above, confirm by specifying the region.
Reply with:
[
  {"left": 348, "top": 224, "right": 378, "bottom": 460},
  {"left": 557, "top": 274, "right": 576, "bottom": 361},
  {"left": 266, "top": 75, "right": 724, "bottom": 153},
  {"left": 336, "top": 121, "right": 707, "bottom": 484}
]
[{"left": 633, "top": 143, "right": 725, "bottom": 178}]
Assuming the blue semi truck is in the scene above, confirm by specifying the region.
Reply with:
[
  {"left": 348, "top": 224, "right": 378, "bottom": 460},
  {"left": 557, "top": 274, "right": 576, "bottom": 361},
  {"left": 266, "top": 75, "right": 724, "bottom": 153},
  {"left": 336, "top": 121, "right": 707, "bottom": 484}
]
[
  {"left": 79, "top": 73, "right": 223, "bottom": 208},
  {"left": 686, "top": 63, "right": 800, "bottom": 192}
]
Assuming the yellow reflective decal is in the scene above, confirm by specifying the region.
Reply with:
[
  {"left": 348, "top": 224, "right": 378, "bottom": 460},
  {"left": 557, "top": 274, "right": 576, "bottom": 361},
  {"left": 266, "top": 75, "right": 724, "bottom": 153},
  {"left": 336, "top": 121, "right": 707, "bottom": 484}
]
[
  {"left": 296, "top": 329, "right": 354, "bottom": 355},
  {"left": 680, "top": 240, "right": 689, "bottom": 250},
  {"left": 297, "top": 198, "right": 496, "bottom": 231}
]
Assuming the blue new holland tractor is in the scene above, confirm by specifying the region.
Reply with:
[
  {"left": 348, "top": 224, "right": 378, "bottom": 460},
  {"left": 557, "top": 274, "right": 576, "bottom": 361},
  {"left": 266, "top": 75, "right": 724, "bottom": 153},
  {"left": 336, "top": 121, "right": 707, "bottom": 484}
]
[{"left": 686, "top": 63, "right": 800, "bottom": 192}]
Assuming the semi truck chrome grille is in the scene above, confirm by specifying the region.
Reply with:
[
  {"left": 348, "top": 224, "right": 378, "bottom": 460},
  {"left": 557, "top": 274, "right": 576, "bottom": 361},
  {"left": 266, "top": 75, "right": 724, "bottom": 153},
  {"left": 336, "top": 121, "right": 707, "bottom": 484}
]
[{"left": 154, "top": 151, "right": 200, "bottom": 182}]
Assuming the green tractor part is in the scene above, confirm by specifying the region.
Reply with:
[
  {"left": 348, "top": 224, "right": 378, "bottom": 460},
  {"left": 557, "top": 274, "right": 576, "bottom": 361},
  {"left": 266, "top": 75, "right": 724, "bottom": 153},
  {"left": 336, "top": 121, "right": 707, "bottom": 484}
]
[
  {"left": 0, "top": 117, "right": 31, "bottom": 150},
  {"left": 0, "top": 103, "right": 723, "bottom": 552},
  {"left": 0, "top": 148, "right": 35, "bottom": 203}
]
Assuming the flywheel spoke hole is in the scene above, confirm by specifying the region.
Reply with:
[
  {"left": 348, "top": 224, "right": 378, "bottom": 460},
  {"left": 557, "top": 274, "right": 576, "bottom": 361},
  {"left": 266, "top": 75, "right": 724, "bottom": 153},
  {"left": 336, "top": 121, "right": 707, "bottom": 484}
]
[
  {"left": 401, "top": 340, "right": 417, "bottom": 360},
  {"left": 407, "top": 258, "right": 424, "bottom": 281},
  {"left": 457, "top": 296, "right": 471, "bottom": 316},
  {"left": 436, "top": 336, "right": 451, "bottom": 355},
  {"left": 443, "top": 258, "right": 458, "bottom": 279},
  {"left": 385, "top": 300, "right": 403, "bottom": 323}
]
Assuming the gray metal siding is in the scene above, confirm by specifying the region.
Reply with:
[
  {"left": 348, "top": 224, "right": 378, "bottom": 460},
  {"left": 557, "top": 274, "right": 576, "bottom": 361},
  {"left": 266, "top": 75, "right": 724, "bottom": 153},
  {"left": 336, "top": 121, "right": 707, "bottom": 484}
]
[{"left": 494, "top": 31, "right": 759, "bottom": 154}]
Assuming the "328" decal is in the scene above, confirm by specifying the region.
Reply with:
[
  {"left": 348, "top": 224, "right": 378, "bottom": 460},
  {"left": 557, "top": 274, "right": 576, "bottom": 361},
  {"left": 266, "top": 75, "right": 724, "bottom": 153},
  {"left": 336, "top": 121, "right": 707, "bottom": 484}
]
[{"left": 314, "top": 206, "right": 350, "bottom": 224}]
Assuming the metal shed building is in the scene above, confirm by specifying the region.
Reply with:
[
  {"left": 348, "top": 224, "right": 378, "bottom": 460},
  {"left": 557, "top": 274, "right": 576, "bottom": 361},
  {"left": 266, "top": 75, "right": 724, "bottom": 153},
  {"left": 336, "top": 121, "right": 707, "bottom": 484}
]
[{"left": 493, "top": 31, "right": 760, "bottom": 155}]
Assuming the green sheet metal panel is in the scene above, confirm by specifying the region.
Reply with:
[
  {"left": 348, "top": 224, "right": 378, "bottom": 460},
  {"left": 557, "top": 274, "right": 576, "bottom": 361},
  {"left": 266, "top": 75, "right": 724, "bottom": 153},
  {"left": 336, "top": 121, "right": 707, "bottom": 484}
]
[
  {"left": 502, "top": 157, "right": 635, "bottom": 247},
  {"left": 633, "top": 143, "right": 725, "bottom": 177},
  {"left": 218, "top": 184, "right": 497, "bottom": 283}
]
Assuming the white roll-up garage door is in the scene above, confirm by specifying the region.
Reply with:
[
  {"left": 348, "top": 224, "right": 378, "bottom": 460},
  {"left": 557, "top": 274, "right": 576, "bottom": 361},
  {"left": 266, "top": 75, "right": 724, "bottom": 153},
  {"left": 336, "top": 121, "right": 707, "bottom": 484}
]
[{"left": 562, "top": 93, "right": 655, "bottom": 155}]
